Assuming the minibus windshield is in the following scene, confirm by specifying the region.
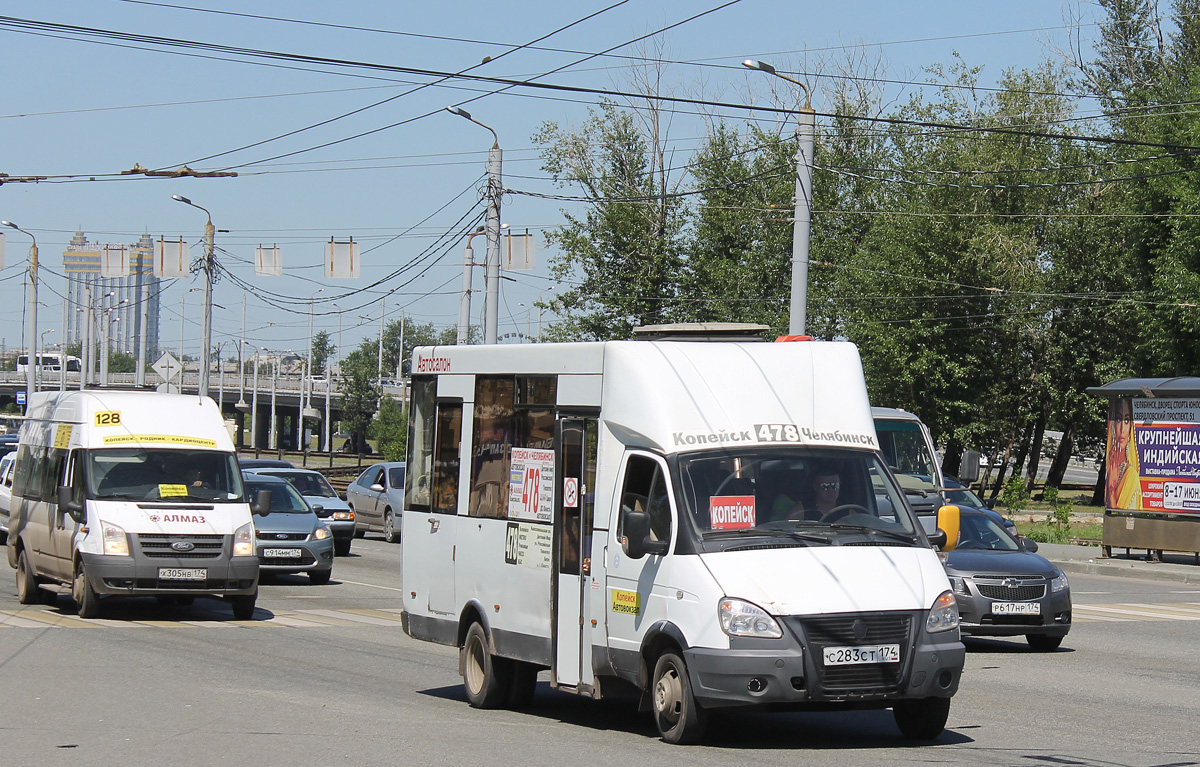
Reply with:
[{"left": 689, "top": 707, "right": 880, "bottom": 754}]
[
  {"left": 674, "top": 447, "right": 920, "bottom": 541},
  {"left": 87, "top": 448, "right": 244, "bottom": 502}
]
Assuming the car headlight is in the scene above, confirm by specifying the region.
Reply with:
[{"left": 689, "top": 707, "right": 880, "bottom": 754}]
[
  {"left": 926, "top": 590, "right": 960, "bottom": 633},
  {"left": 332, "top": 510, "right": 354, "bottom": 521},
  {"left": 102, "top": 521, "right": 129, "bottom": 556},
  {"left": 1050, "top": 570, "right": 1069, "bottom": 593},
  {"left": 313, "top": 525, "right": 332, "bottom": 540},
  {"left": 718, "top": 598, "right": 783, "bottom": 639},
  {"left": 948, "top": 575, "right": 970, "bottom": 596},
  {"left": 233, "top": 522, "right": 255, "bottom": 557}
]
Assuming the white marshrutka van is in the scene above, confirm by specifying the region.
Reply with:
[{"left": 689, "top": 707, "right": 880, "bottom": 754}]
[
  {"left": 7, "top": 390, "right": 259, "bottom": 619},
  {"left": 400, "top": 335, "right": 964, "bottom": 744}
]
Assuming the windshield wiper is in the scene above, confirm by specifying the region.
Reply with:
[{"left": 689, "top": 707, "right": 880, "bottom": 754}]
[
  {"left": 707, "top": 527, "right": 830, "bottom": 544},
  {"left": 825, "top": 523, "right": 918, "bottom": 543}
]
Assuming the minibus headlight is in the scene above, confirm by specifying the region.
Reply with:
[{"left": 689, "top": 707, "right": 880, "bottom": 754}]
[
  {"left": 926, "top": 590, "right": 960, "bottom": 633},
  {"left": 1050, "top": 569, "right": 1069, "bottom": 594},
  {"left": 103, "top": 522, "right": 129, "bottom": 556},
  {"left": 313, "top": 525, "right": 332, "bottom": 541},
  {"left": 233, "top": 522, "right": 255, "bottom": 557},
  {"left": 718, "top": 598, "right": 783, "bottom": 639},
  {"left": 332, "top": 510, "right": 354, "bottom": 521}
]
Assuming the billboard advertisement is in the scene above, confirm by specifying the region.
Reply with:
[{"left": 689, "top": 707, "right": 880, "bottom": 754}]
[{"left": 1106, "top": 397, "right": 1200, "bottom": 514}]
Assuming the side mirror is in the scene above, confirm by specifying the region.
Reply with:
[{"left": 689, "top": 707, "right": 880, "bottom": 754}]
[
  {"left": 370, "top": 483, "right": 385, "bottom": 493},
  {"left": 56, "top": 486, "right": 85, "bottom": 523},
  {"left": 1020, "top": 536, "right": 1039, "bottom": 553},
  {"left": 621, "top": 509, "right": 668, "bottom": 559},
  {"left": 251, "top": 489, "right": 272, "bottom": 517},
  {"left": 312, "top": 504, "right": 331, "bottom": 518},
  {"left": 935, "top": 504, "right": 961, "bottom": 552},
  {"left": 984, "top": 498, "right": 997, "bottom": 510}
]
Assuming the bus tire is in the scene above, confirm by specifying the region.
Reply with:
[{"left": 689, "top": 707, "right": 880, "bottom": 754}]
[
  {"left": 16, "top": 549, "right": 38, "bottom": 605},
  {"left": 506, "top": 661, "right": 539, "bottom": 709},
  {"left": 651, "top": 651, "right": 707, "bottom": 744},
  {"left": 231, "top": 592, "right": 257, "bottom": 620},
  {"left": 893, "top": 696, "right": 951, "bottom": 740},
  {"left": 73, "top": 560, "right": 102, "bottom": 619},
  {"left": 462, "top": 622, "right": 510, "bottom": 709}
]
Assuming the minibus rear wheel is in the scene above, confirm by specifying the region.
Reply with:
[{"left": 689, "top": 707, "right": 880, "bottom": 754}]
[
  {"left": 15, "top": 550, "right": 39, "bottom": 605},
  {"left": 462, "top": 621, "right": 511, "bottom": 709},
  {"left": 73, "top": 561, "right": 102, "bottom": 619},
  {"left": 651, "top": 651, "right": 707, "bottom": 744}
]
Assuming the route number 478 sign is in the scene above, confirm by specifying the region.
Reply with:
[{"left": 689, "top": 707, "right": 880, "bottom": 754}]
[{"left": 508, "top": 447, "right": 555, "bottom": 522}]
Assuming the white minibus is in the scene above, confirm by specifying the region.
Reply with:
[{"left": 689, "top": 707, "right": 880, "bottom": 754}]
[
  {"left": 400, "top": 328, "right": 963, "bottom": 744},
  {"left": 7, "top": 390, "right": 260, "bottom": 619}
]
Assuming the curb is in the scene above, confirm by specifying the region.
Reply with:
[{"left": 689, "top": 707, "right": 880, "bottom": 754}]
[{"left": 1052, "top": 557, "right": 1200, "bottom": 585}]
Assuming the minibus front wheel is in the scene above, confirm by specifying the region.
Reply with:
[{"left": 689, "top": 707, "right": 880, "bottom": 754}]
[
  {"left": 73, "top": 560, "right": 102, "bottom": 619},
  {"left": 651, "top": 651, "right": 707, "bottom": 745}
]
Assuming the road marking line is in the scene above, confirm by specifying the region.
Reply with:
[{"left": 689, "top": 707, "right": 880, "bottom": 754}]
[
  {"left": 1077, "top": 604, "right": 1200, "bottom": 620},
  {"left": 345, "top": 608, "right": 406, "bottom": 622},
  {"left": 300, "top": 609, "right": 402, "bottom": 626},
  {"left": 335, "top": 579, "right": 405, "bottom": 593},
  {"left": 0, "top": 612, "right": 58, "bottom": 628},
  {"left": 4, "top": 610, "right": 98, "bottom": 628},
  {"left": 1073, "top": 613, "right": 1134, "bottom": 622},
  {"left": 262, "top": 615, "right": 331, "bottom": 627}
]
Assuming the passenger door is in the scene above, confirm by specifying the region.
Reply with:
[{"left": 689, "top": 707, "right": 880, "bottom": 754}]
[
  {"left": 424, "top": 403, "right": 463, "bottom": 615},
  {"left": 352, "top": 466, "right": 383, "bottom": 528},
  {"left": 553, "top": 417, "right": 597, "bottom": 689}
]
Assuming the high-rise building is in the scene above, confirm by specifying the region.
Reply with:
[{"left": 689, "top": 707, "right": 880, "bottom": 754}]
[{"left": 63, "top": 231, "right": 162, "bottom": 363}]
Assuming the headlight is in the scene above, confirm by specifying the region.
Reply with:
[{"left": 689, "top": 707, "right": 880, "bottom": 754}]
[
  {"left": 102, "top": 522, "right": 129, "bottom": 556},
  {"left": 332, "top": 510, "right": 354, "bottom": 521},
  {"left": 233, "top": 522, "right": 255, "bottom": 556},
  {"left": 926, "top": 590, "right": 960, "bottom": 633},
  {"left": 1050, "top": 570, "right": 1069, "bottom": 593},
  {"left": 948, "top": 576, "right": 970, "bottom": 596},
  {"left": 718, "top": 598, "right": 783, "bottom": 639},
  {"left": 313, "top": 525, "right": 332, "bottom": 540}
]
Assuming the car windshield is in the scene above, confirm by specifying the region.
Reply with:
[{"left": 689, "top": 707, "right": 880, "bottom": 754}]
[
  {"left": 956, "top": 513, "right": 1020, "bottom": 551},
  {"left": 266, "top": 471, "right": 338, "bottom": 498},
  {"left": 675, "top": 447, "right": 920, "bottom": 541},
  {"left": 87, "top": 449, "right": 243, "bottom": 502},
  {"left": 945, "top": 486, "right": 985, "bottom": 508},
  {"left": 874, "top": 419, "right": 939, "bottom": 494},
  {"left": 245, "top": 481, "right": 311, "bottom": 514}
]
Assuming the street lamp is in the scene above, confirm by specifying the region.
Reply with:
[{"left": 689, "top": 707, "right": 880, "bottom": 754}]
[
  {"left": 38, "top": 329, "right": 55, "bottom": 392},
  {"left": 306, "top": 287, "right": 325, "bottom": 422},
  {"left": 446, "top": 106, "right": 502, "bottom": 344},
  {"left": 3, "top": 221, "right": 38, "bottom": 407},
  {"left": 743, "top": 59, "right": 815, "bottom": 336},
  {"left": 172, "top": 194, "right": 216, "bottom": 396},
  {"left": 458, "top": 226, "right": 484, "bottom": 345},
  {"left": 100, "top": 297, "right": 129, "bottom": 386}
]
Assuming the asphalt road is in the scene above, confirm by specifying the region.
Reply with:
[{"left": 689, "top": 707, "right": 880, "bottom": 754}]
[{"left": 0, "top": 537, "right": 1197, "bottom": 767}]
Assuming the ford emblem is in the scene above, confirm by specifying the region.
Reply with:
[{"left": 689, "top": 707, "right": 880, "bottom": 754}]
[
  {"left": 276, "top": 533, "right": 288, "bottom": 540},
  {"left": 171, "top": 541, "right": 195, "bottom": 552}
]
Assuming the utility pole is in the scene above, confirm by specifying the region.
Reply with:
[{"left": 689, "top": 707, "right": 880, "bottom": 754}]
[
  {"left": 458, "top": 228, "right": 484, "bottom": 344},
  {"left": 743, "top": 60, "right": 815, "bottom": 336},
  {"left": 2, "top": 221, "right": 38, "bottom": 407},
  {"left": 172, "top": 194, "right": 216, "bottom": 397}
]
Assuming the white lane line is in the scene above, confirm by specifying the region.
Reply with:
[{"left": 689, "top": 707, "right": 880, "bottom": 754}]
[
  {"left": 300, "top": 609, "right": 403, "bottom": 626},
  {"left": 335, "top": 579, "right": 405, "bottom": 593},
  {"left": 1073, "top": 613, "right": 1134, "bottom": 622},
  {"left": 0, "top": 612, "right": 56, "bottom": 628},
  {"left": 1078, "top": 604, "right": 1200, "bottom": 620}
]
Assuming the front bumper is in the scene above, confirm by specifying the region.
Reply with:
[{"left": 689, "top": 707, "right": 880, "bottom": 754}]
[
  {"left": 81, "top": 551, "right": 258, "bottom": 596},
  {"left": 684, "top": 610, "right": 964, "bottom": 709},
  {"left": 954, "top": 582, "right": 1072, "bottom": 638},
  {"left": 256, "top": 538, "right": 335, "bottom": 573}
]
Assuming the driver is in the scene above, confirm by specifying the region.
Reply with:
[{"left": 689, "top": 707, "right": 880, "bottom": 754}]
[{"left": 787, "top": 471, "right": 841, "bottom": 521}]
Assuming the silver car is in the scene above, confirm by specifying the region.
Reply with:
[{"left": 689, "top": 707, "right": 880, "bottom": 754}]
[
  {"left": 345, "top": 462, "right": 405, "bottom": 543},
  {"left": 245, "top": 468, "right": 356, "bottom": 556},
  {"left": 243, "top": 474, "right": 335, "bottom": 585},
  {"left": 0, "top": 453, "right": 13, "bottom": 544}
]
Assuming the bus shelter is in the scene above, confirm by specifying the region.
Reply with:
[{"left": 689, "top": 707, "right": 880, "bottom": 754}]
[{"left": 1087, "top": 377, "right": 1200, "bottom": 561}]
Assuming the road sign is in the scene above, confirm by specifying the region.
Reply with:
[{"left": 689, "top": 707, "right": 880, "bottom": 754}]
[
  {"left": 16, "top": 390, "right": 25, "bottom": 405},
  {"left": 156, "top": 381, "right": 181, "bottom": 394},
  {"left": 152, "top": 352, "right": 182, "bottom": 382}
]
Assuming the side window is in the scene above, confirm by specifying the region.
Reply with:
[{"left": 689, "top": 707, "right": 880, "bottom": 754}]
[
  {"left": 432, "top": 403, "right": 463, "bottom": 516},
  {"left": 405, "top": 377, "right": 435, "bottom": 512},
  {"left": 618, "top": 454, "right": 673, "bottom": 544},
  {"left": 15, "top": 445, "right": 45, "bottom": 501},
  {"left": 361, "top": 466, "right": 382, "bottom": 488},
  {"left": 42, "top": 448, "right": 67, "bottom": 501}
]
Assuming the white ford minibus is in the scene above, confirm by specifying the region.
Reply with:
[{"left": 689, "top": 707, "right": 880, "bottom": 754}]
[
  {"left": 7, "top": 390, "right": 260, "bottom": 619},
  {"left": 400, "top": 329, "right": 963, "bottom": 744}
]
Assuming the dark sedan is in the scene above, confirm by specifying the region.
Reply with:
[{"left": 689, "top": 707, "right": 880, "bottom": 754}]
[{"left": 944, "top": 509, "right": 1071, "bottom": 651}]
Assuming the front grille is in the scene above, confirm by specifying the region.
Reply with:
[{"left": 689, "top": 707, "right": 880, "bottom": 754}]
[
  {"left": 257, "top": 532, "right": 308, "bottom": 541},
  {"left": 259, "top": 549, "right": 317, "bottom": 566},
  {"left": 126, "top": 578, "right": 253, "bottom": 591},
  {"left": 799, "top": 613, "right": 912, "bottom": 693},
  {"left": 981, "top": 614, "right": 1043, "bottom": 626},
  {"left": 137, "top": 533, "right": 226, "bottom": 559},
  {"left": 975, "top": 578, "right": 1046, "bottom": 601}
]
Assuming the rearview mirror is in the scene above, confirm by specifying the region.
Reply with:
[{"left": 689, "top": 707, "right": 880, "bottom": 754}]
[
  {"left": 56, "top": 486, "right": 85, "bottom": 523},
  {"left": 251, "top": 489, "right": 272, "bottom": 516},
  {"left": 621, "top": 509, "right": 668, "bottom": 559},
  {"left": 935, "top": 504, "right": 961, "bottom": 552},
  {"left": 1020, "top": 536, "right": 1039, "bottom": 553}
]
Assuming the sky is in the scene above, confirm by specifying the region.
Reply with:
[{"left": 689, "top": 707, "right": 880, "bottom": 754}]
[{"left": 0, "top": 0, "right": 1107, "bottom": 364}]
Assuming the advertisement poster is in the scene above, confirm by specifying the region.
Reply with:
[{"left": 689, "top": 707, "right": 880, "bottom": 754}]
[
  {"left": 1106, "top": 397, "right": 1200, "bottom": 514},
  {"left": 508, "top": 447, "right": 555, "bottom": 522},
  {"left": 504, "top": 521, "right": 552, "bottom": 569}
]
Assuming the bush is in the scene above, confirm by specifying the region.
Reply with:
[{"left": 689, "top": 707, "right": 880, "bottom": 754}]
[{"left": 1001, "top": 476, "right": 1028, "bottom": 512}]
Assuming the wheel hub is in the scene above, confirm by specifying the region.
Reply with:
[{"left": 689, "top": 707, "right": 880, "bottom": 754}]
[{"left": 654, "top": 669, "right": 682, "bottom": 722}]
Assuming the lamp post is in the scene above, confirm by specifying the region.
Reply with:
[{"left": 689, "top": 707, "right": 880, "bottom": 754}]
[
  {"left": 38, "top": 329, "right": 55, "bottom": 391},
  {"left": 3, "top": 221, "right": 38, "bottom": 407},
  {"left": 305, "top": 288, "right": 325, "bottom": 436},
  {"left": 743, "top": 59, "right": 815, "bottom": 336},
  {"left": 457, "top": 226, "right": 485, "bottom": 344},
  {"left": 172, "top": 194, "right": 216, "bottom": 396},
  {"left": 446, "top": 106, "right": 502, "bottom": 344},
  {"left": 100, "top": 297, "right": 129, "bottom": 386}
]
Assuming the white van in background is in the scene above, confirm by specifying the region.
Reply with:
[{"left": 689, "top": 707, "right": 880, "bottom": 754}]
[
  {"left": 7, "top": 390, "right": 260, "bottom": 619},
  {"left": 401, "top": 327, "right": 964, "bottom": 744}
]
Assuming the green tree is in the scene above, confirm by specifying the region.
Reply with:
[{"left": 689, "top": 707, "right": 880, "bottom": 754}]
[
  {"left": 371, "top": 396, "right": 407, "bottom": 461},
  {"left": 310, "top": 330, "right": 335, "bottom": 377},
  {"left": 339, "top": 344, "right": 381, "bottom": 453}
]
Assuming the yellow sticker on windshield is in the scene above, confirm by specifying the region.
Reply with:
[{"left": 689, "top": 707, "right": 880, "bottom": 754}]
[
  {"left": 158, "top": 484, "right": 189, "bottom": 498},
  {"left": 611, "top": 589, "right": 641, "bottom": 615}
]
